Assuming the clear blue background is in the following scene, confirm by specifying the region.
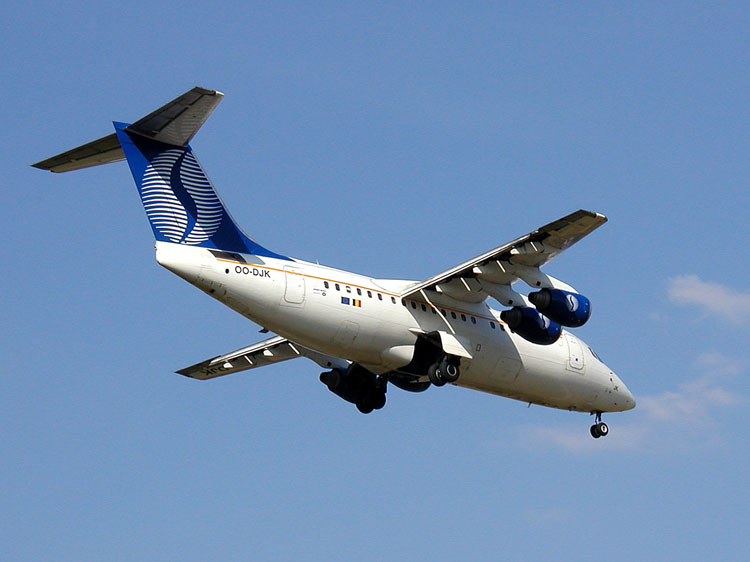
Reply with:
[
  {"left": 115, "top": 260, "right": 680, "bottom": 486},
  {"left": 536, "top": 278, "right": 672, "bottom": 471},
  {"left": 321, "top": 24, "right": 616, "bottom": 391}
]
[{"left": 3, "top": 2, "right": 748, "bottom": 560}]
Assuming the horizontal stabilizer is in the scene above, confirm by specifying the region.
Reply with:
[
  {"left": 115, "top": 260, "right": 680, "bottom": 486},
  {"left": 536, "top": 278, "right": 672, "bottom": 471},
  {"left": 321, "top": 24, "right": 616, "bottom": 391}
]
[
  {"left": 31, "top": 133, "right": 124, "bottom": 173},
  {"left": 125, "top": 86, "right": 223, "bottom": 146},
  {"left": 31, "top": 87, "right": 223, "bottom": 173}
]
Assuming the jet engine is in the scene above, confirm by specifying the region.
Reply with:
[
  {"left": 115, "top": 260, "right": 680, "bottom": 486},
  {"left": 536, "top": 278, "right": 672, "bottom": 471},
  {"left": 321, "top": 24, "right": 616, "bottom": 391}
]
[
  {"left": 528, "top": 288, "right": 591, "bottom": 327},
  {"left": 500, "top": 306, "right": 562, "bottom": 345}
]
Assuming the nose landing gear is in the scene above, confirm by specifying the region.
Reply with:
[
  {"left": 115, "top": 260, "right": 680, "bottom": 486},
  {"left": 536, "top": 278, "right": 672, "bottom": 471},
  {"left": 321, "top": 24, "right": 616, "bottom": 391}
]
[{"left": 590, "top": 412, "right": 609, "bottom": 439}]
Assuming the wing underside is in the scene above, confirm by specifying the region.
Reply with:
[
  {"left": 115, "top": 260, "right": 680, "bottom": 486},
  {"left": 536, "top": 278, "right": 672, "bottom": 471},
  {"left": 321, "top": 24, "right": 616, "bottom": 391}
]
[
  {"left": 177, "top": 335, "right": 346, "bottom": 380},
  {"left": 400, "top": 209, "right": 607, "bottom": 305}
]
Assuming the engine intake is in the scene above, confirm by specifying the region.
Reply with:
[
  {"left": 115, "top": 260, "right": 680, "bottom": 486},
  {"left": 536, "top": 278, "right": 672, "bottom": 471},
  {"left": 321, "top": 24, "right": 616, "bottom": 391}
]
[
  {"left": 528, "top": 288, "right": 591, "bottom": 327},
  {"left": 500, "top": 306, "right": 561, "bottom": 345}
]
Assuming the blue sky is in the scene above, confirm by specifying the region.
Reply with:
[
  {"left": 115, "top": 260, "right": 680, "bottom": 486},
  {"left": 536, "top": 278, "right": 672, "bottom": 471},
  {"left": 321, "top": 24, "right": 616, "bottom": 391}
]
[{"left": 3, "top": 2, "right": 749, "bottom": 560}]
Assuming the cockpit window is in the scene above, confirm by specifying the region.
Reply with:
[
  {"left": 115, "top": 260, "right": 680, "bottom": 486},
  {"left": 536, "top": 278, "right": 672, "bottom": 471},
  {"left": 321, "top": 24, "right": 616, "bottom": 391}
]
[{"left": 588, "top": 346, "right": 601, "bottom": 361}]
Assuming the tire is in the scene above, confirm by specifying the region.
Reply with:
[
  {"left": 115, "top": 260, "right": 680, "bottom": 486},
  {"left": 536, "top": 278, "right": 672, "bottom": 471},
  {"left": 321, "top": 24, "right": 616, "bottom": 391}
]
[
  {"left": 372, "top": 391, "right": 386, "bottom": 410},
  {"left": 356, "top": 398, "right": 374, "bottom": 414},
  {"left": 428, "top": 363, "right": 445, "bottom": 387},
  {"left": 590, "top": 424, "right": 601, "bottom": 439},
  {"left": 597, "top": 422, "right": 609, "bottom": 437},
  {"left": 441, "top": 359, "right": 460, "bottom": 383}
]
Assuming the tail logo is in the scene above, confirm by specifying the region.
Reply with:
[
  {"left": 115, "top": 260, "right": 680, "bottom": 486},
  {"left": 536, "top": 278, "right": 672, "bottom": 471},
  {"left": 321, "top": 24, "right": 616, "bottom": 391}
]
[{"left": 140, "top": 149, "right": 223, "bottom": 245}]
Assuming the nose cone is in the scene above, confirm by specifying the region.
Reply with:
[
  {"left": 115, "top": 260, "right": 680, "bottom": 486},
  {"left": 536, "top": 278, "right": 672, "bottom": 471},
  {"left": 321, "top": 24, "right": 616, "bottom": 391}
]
[
  {"left": 611, "top": 371, "right": 636, "bottom": 411},
  {"left": 620, "top": 382, "right": 636, "bottom": 410}
]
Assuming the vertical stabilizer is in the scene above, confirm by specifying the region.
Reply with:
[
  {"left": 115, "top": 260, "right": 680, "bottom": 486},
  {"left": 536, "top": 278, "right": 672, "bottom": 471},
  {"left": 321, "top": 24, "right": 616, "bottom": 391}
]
[
  {"left": 114, "top": 123, "right": 285, "bottom": 257},
  {"left": 31, "top": 87, "right": 288, "bottom": 260}
]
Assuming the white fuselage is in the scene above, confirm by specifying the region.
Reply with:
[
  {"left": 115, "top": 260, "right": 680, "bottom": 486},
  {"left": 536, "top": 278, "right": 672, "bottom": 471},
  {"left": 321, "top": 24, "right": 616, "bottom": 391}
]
[{"left": 156, "top": 242, "right": 635, "bottom": 414}]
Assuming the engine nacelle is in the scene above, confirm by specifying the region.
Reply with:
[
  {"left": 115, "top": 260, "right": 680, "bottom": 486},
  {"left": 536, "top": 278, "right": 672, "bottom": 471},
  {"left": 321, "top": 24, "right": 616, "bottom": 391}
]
[
  {"left": 500, "top": 306, "right": 562, "bottom": 345},
  {"left": 528, "top": 288, "right": 591, "bottom": 327}
]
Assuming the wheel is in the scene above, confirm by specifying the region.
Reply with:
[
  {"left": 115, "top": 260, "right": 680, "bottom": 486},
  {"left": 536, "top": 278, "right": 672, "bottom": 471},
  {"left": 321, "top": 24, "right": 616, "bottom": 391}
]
[
  {"left": 428, "top": 363, "right": 446, "bottom": 387},
  {"left": 371, "top": 391, "right": 386, "bottom": 410},
  {"left": 597, "top": 422, "right": 609, "bottom": 437},
  {"left": 356, "top": 397, "right": 374, "bottom": 414},
  {"left": 441, "top": 359, "right": 460, "bottom": 383},
  {"left": 590, "top": 424, "right": 601, "bottom": 439}
]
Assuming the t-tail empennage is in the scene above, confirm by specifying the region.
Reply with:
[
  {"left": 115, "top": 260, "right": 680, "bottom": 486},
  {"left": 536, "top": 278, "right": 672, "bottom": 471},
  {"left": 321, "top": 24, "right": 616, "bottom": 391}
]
[{"left": 31, "top": 87, "right": 289, "bottom": 260}]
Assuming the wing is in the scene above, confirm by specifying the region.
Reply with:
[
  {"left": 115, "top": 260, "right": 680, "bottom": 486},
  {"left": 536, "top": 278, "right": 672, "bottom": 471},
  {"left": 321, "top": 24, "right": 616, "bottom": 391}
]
[
  {"left": 400, "top": 210, "right": 607, "bottom": 305},
  {"left": 176, "top": 335, "right": 347, "bottom": 380}
]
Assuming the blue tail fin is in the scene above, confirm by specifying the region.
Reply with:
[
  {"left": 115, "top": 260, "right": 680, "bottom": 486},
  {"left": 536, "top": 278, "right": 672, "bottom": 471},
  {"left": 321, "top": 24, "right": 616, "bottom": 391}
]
[
  {"left": 114, "top": 123, "right": 286, "bottom": 259},
  {"left": 31, "top": 86, "right": 288, "bottom": 260}
]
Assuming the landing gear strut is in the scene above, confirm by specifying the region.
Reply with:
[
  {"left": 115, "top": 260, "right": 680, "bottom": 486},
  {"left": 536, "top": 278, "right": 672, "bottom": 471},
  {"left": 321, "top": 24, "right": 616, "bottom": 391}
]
[{"left": 590, "top": 412, "right": 609, "bottom": 439}]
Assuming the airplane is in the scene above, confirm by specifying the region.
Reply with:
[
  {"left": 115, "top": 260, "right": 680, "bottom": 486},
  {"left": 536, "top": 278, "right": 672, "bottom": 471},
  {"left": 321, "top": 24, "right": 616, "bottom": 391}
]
[{"left": 32, "top": 86, "right": 635, "bottom": 439}]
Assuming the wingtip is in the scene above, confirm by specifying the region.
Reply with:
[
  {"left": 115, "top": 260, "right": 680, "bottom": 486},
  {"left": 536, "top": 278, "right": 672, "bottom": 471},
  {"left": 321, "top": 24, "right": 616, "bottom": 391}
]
[
  {"left": 194, "top": 86, "right": 224, "bottom": 98},
  {"left": 578, "top": 209, "right": 608, "bottom": 224}
]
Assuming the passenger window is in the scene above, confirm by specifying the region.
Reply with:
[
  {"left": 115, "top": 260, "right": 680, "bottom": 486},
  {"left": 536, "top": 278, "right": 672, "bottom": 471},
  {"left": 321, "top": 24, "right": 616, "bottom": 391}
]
[
  {"left": 411, "top": 302, "right": 417, "bottom": 309},
  {"left": 391, "top": 297, "right": 396, "bottom": 304},
  {"left": 441, "top": 309, "right": 447, "bottom": 316},
  {"left": 432, "top": 308, "right": 437, "bottom": 314},
  {"left": 421, "top": 304, "right": 427, "bottom": 312},
  {"left": 324, "top": 281, "right": 329, "bottom": 289},
  {"left": 490, "top": 321, "right": 496, "bottom": 329},
  {"left": 356, "top": 288, "right": 362, "bottom": 296},
  {"left": 335, "top": 284, "right": 340, "bottom": 291},
  {"left": 450, "top": 311, "right": 457, "bottom": 319},
  {"left": 471, "top": 317, "right": 477, "bottom": 324},
  {"left": 378, "top": 293, "right": 383, "bottom": 301},
  {"left": 346, "top": 286, "right": 351, "bottom": 293},
  {"left": 461, "top": 314, "right": 466, "bottom": 321},
  {"left": 368, "top": 291, "right": 372, "bottom": 298}
]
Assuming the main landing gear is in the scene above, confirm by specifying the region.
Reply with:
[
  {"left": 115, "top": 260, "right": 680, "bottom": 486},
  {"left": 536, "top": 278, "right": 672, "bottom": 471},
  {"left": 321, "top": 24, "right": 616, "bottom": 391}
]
[
  {"left": 355, "top": 380, "right": 387, "bottom": 414},
  {"left": 319, "top": 365, "right": 387, "bottom": 415},
  {"left": 427, "top": 355, "right": 461, "bottom": 387},
  {"left": 590, "top": 412, "right": 609, "bottom": 439}
]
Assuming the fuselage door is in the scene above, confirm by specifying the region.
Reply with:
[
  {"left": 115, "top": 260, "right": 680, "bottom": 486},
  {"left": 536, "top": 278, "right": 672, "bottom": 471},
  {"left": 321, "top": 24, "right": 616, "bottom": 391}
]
[
  {"left": 565, "top": 333, "right": 585, "bottom": 372},
  {"left": 283, "top": 266, "right": 305, "bottom": 305}
]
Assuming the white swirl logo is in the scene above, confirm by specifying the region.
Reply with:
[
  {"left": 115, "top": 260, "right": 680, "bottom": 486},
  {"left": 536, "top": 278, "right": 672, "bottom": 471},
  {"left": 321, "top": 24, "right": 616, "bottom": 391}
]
[
  {"left": 566, "top": 294, "right": 579, "bottom": 312},
  {"left": 537, "top": 313, "right": 550, "bottom": 329},
  {"left": 140, "top": 149, "right": 223, "bottom": 244}
]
